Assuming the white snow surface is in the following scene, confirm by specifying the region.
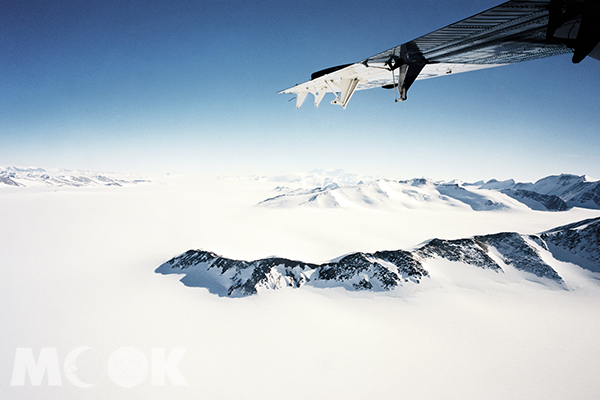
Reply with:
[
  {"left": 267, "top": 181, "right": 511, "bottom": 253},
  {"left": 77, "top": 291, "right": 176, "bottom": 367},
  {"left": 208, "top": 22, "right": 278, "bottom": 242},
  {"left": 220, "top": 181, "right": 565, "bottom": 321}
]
[{"left": 2, "top": 170, "right": 600, "bottom": 399}]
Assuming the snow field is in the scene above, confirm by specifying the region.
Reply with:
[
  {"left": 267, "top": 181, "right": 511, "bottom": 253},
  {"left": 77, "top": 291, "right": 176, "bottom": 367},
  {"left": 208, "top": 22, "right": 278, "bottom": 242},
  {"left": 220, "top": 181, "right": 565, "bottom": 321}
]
[{"left": 1, "top": 174, "right": 600, "bottom": 399}]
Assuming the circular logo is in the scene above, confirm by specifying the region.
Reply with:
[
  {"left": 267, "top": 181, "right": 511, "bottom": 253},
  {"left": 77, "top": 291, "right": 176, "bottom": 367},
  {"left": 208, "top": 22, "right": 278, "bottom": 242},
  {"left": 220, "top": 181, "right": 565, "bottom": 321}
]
[{"left": 107, "top": 347, "right": 148, "bottom": 388}]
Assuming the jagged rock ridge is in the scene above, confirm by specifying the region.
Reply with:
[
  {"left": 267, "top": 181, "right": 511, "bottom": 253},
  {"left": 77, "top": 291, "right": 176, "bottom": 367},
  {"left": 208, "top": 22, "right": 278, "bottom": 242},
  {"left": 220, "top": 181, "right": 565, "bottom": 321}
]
[
  {"left": 481, "top": 233, "right": 562, "bottom": 281},
  {"left": 156, "top": 249, "right": 427, "bottom": 297},
  {"left": 541, "top": 217, "right": 600, "bottom": 272},
  {"left": 157, "top": 218, "right": 600, "bottom": 296},
  {"left": 416, "top": 238, "right": 501, "bottom": 270}
]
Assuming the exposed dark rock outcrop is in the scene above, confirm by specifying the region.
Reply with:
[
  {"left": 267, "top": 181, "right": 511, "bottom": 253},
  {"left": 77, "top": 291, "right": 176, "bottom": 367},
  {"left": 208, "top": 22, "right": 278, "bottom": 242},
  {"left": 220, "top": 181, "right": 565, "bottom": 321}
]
[
  {"left": 500, "top": 189, "right": 568, "bottom": 211},
  {"left": 417, "top": 238, "right": 500, "bottom": 270},
  {"left": 540, "top": 217, "right": 600, "bottom": 272}
]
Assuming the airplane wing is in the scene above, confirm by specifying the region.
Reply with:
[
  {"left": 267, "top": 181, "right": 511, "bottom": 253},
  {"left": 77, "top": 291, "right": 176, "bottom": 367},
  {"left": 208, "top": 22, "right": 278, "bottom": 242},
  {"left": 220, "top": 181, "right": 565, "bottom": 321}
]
[{"left": 279, "top": 0, "right": 599, "bottom": 109}]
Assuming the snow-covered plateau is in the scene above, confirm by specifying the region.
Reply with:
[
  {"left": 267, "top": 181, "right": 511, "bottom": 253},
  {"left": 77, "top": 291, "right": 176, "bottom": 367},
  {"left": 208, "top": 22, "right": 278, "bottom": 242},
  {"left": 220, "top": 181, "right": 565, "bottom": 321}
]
[{"left": 1, "top": 167, "right": 600, "bottom": 399}]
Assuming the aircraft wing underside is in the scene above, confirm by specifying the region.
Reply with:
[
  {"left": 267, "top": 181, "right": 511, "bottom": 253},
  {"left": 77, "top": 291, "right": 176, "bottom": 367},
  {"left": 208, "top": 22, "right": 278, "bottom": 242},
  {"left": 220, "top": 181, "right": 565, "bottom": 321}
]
[{"left": 280, "top": 0, "right": 599, "bottom": 108}]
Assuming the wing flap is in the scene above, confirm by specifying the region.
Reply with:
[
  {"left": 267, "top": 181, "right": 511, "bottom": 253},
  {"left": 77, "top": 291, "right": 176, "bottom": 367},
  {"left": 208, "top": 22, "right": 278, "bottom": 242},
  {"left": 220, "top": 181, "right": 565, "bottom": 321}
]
[{"left": 278, "top": 63, "right": 392, "bottom": 108}]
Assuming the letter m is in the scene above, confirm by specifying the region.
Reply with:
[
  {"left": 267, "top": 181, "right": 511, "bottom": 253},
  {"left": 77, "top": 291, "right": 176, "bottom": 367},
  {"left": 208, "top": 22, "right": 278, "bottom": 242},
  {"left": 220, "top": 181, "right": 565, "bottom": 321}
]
[{"left": 10, "top": 348, "right": 62, "bottom": 386}]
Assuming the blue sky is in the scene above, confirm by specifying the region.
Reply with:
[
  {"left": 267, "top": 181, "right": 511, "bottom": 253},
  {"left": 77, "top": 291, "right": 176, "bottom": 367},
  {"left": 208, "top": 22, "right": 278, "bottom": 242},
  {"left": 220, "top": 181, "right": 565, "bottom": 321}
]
[{"left": 1, "top": 0, "right": 598, "bottom": 182}]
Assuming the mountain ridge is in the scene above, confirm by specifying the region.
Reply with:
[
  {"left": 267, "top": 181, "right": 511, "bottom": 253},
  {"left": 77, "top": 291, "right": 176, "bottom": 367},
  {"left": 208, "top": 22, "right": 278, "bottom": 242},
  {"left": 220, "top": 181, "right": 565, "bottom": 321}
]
[
  {"left": 259, "top": 173, "right": 600, "bottom": 211},
  {"left": 3, "top": 167, "right": 597, "bottom": 211},
  {"left": 156, "top": 217, "right": 600, "bottom": 297},
  {"left": 0, "top": 166, "right": 150, "bottom": 187}
]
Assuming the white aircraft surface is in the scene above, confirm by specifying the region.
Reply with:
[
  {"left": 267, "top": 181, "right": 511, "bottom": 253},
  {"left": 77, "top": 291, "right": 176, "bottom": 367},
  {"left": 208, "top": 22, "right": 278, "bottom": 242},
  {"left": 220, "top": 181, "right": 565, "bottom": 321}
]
[{"left": 280, "top": 0, "right": 600, "bottom": 108}]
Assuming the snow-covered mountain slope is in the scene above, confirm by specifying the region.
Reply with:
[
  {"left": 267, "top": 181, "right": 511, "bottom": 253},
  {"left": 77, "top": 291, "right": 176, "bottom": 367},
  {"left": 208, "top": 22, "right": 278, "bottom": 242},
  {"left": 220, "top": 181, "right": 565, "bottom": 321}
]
[
  {"left": 499, "top": 189, "right": 568, "bottom": 211},
  {"left": 541, "top": 217, "right": 600, "bottom": 272},
  {"left": 0, "top": 166, "right": 150, "bottom": 187},
  {"left": 258, "top": 173, "right": 600, "bottom": 211},
  {"left": 3, "top": 166, "right": 596, "bottom": 212},
  {"left": 259, "top": 178, "right": 512, "bottom": 211},
  {"left": 480, "top": 174, "right": 600, "bottom": 209},
  {"left": 157, "top": 217, "right": 600, "bottom": 296}
]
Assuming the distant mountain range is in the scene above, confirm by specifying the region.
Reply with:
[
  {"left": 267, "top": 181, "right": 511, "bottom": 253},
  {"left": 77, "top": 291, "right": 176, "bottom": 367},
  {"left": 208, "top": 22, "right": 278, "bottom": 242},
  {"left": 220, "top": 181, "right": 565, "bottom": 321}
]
[
  {"left": 0, "top": 166, "right": 149, "bottom": 187},
  {"left": 156, "top": 217, "right": 600, "bottom": 297},
  {"left": 259, "top": 174, "right": 600, "bottom": 211},
  {"left": 478, "top": 174, "right": 600, "bottom": 210},
  {"left": 4, "top": 167, "right": 597, "bottom": 212}
]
